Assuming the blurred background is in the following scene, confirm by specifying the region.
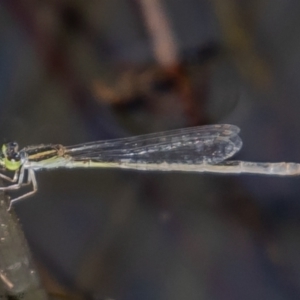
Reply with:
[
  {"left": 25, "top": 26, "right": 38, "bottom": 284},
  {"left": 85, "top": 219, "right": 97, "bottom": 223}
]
[{"left": 1, "top": 0, "right": 300, "bottom": 299}]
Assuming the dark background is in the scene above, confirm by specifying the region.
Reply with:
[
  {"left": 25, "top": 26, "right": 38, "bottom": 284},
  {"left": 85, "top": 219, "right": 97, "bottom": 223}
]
[{"left": 1, "top": 0, "right": 300, "bottom": 299}]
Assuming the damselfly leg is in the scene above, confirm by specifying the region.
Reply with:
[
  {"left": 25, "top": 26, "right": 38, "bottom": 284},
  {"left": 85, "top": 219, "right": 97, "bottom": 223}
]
[
  {"left": 0, "top": 166, "right": 26, "bottom": 191},
  {"left": 8, "top": 169, "right": 38, "bottom": 209},
  {"left": 0, "top": 167, "right": 38, "bottom": 210},
  {"left": 0, "top": 170, "right": 19, "bottom": 183}
]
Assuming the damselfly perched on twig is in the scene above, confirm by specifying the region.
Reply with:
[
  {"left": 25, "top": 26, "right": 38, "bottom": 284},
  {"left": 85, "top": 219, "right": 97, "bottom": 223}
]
[{"left": 0, "top": 124, "right": 299, "bottom": 209}]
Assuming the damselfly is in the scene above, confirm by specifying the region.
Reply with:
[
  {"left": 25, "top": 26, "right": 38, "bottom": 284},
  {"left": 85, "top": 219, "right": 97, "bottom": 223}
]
[{"left": 1, "top": 124, "right": 299, "bottom": 209}]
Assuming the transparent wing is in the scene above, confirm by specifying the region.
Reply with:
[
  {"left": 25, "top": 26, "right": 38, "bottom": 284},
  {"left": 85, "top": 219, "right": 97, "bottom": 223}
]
[{"left": 65, "top": 124, "right": 242, "bottom": 165}]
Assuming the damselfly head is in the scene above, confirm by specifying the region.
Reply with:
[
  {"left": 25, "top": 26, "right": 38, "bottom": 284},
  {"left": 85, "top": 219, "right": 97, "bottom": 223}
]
[{"left": 1, "top": 142, "right": 22, "bottom": 171}]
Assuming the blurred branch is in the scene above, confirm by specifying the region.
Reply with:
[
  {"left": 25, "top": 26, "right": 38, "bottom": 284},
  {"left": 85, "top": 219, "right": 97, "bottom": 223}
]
[
  {"left": 138, "top": 0, "right": 178, "bottom": 66},
  {"left": 0, "top": 188, "right": 48, "bottom": 299},
  {"left": 212, "top": 0, "right": 273, "bottom": 90}
]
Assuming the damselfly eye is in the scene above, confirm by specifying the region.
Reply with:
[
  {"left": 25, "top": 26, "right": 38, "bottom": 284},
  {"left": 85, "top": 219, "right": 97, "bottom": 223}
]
[
  {"left": 4, "top": 142, "right": 20, "bottom": 162},
  {"left": 7, "top": 142, "right": 19, "bottom": 152}
]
